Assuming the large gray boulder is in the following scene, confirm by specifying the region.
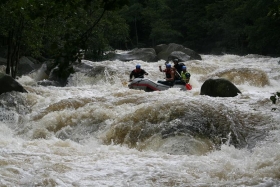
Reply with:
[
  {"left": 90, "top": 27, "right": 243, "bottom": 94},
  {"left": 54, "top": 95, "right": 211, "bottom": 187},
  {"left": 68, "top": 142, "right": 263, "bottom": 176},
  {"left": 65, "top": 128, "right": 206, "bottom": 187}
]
[
  {"left": 167, "top": 51, "right": 191, "bottom": 63},
  {"left": 0, "top": 56, "right": 41, "bottom": 76},
  {"left": 200, "top": 78, "right": 241, "bottom": 97},
  {"left": 156, "top": 43, "right": 202, "bottom": 61},
  {"left": 154, "top": 44, "right": 168, "bottom": 54},
  {"left": 17, "top": 56, "right": 41, "bottom": 76},
  {"left": 107, "top": 48, "right": 158, "bottom": 62},
  {"left": 0, "top": 73, "right": 27, "bottom": 95},
  {"left": 106, "top": 43, "right": 201, "bottom": 62}
]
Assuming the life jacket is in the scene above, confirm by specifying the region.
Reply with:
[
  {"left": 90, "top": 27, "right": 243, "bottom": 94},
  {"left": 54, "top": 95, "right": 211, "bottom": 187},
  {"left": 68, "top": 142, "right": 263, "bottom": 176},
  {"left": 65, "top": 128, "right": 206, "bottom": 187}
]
[
  {"left": 165, "top": 69, "right": 172, "bottom": 78},
  {"left": 181, "top": 71, "right": 190, "bottom": 81}
]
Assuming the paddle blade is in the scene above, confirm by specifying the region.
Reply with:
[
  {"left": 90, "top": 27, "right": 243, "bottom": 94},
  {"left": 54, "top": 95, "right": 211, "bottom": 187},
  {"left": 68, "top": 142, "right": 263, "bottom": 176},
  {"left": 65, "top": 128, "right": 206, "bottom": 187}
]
[{"left": 186, "top": 83, "right": 192, "bottom": 90}]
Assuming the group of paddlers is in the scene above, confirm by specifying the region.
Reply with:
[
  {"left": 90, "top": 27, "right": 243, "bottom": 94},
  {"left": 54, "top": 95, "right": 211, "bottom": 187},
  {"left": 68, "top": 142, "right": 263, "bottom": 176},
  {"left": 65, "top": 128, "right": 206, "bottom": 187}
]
[{"left": 129, "top": 58, "right": 191, "bottom": 87}]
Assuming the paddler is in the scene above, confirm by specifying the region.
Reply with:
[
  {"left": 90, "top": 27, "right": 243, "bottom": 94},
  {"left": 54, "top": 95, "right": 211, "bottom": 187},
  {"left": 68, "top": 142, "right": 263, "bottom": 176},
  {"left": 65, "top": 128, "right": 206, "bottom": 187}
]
[{"left": 129, "top": 64, "right": 148, "bottom": 81}]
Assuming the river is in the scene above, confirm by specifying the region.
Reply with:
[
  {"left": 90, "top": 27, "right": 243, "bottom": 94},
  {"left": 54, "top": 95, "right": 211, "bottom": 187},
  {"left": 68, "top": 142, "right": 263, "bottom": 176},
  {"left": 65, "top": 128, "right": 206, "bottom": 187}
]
[{"left": 0, "top": 54, "right": 280, "bottom": 186}]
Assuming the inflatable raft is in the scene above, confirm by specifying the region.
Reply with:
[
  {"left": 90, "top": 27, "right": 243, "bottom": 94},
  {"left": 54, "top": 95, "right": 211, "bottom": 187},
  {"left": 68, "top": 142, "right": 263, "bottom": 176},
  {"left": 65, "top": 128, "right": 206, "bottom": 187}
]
[{"left": 128, "top": 78, "right": 187, "bottom": 92}]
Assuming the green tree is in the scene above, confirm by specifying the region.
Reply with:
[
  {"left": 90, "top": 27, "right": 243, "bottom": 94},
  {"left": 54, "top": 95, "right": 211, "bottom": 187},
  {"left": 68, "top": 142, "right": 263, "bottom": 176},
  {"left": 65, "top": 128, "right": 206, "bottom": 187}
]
[
  {"left": 244, "top": 0, "right": 280, "bottom": 55},
  {"left": 0, "top": 0, "right": 47, "bottom": 77},
  {"left": 141, "top": 0, "right": 181, "bottom": 46},
  {"left": 85, "top": 10, "right": 129, "bottom": 59},
  {"left": 120, "top": 0, "right": 144, "bottom": 48},
  {"left": 0, "top": 0, "right": 129, "bottom": 80},
  {"left": 205, "top": 0, "right": 248, "bottom": 54},
  {"left": 205, "top": 0, "right": 280, "bottom": 55},
  {"left": 165, "top": 0, "right": 213, "bottom": 52}
]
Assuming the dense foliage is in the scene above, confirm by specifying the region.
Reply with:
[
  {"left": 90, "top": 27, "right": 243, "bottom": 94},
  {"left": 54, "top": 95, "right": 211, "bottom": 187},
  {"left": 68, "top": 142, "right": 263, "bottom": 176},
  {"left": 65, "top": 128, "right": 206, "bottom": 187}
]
[
  {"left": 0, "top": 0, "right": 129, "bottom": 78},
  {"left": 0, "top": 0, "right": 279, "bottom": 78},
  {"left": 122, "top": 0, "right": 280, "bottom": 56}
]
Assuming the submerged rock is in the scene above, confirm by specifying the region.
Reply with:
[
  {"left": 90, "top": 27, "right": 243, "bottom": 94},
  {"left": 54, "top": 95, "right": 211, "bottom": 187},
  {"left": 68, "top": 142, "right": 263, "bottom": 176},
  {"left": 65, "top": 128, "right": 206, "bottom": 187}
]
[{"left": 204, "top": 67, "right": 270, "bottom": 87}]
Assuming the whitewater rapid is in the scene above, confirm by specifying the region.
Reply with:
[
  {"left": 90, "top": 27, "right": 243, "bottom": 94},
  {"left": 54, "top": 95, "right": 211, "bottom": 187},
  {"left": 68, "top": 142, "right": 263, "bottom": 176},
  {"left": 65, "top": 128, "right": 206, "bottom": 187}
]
[{"left": 0, "top": 54, "right": 280, "bottom": 186}]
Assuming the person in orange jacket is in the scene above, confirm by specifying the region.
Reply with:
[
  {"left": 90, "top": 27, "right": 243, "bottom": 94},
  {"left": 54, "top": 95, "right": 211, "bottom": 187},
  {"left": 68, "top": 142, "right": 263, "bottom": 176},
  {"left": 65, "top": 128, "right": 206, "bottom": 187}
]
[{"left": 157, "top": 63, "right": 175, "bottom": 86}]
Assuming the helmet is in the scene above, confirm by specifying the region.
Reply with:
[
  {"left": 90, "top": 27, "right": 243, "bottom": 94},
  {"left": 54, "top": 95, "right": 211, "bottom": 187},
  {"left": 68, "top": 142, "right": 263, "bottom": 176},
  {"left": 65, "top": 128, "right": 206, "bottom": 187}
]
[
  {"left": 173, "top": 58, "right": 179, "bottom": 62},
  {"left": 182, "top": 66, "right": 187, "bottom": 69},
  {"left": 166, "top": 64, "right": 171, "bottom": 68},
  {"left": 136, "top": 64, "right": 141, "bottom": 69}
]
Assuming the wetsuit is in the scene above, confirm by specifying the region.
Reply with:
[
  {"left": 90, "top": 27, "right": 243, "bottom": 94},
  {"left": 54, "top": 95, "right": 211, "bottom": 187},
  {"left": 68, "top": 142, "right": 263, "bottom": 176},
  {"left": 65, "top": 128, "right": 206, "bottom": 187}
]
[
  {"left": 174, "top": 63, "right": 185, "bottom": 80},
  {"left": 130, "top": 69, "right": 147, "bottom": 79}
]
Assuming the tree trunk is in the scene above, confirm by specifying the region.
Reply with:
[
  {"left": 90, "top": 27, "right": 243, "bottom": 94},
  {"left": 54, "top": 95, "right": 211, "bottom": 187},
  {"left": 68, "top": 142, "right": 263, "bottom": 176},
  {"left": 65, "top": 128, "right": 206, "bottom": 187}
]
[
  {"left": 12, "top": 44, "right": 20, "bottom": 78},
  {"left": 134, "top": 17, "right": 138, "bottom": 47},
  {"left": 6, "top": 16, "right": 24, "bottom": 78},
  {"left": 6, "top": 31, "right": 13, "bottom": 75}
]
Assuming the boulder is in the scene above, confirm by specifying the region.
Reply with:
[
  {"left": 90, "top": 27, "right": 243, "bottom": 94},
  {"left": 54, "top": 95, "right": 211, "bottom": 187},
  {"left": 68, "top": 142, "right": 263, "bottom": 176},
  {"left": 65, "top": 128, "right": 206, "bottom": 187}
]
[
  {"left": 0, "top": 73, "right": 28, "bottom": 95},
  {"left": 48, "top": 65, "right": 74, "bottom": 86},
  {"left": 107, "top": 48, "right": 158, "bottom": 62},
  {"left": 154, "top": 44, "right": 168, "bottom": 54},
  {"left": 200, "top": 78, "right": 241, "bottom": 97},
  {"left": 106, "top": 43, "right": 201, "bottom": 62},
  {"left": 0, "top": 56, "right": 41, "bottom": 77},
  {"left": 156, "top": 43, "right": 202, "bottom": 61},
  {"left": 17, "top": 56, "right": 39, "bottom": 76},
  {"left": 167, "top": 51, "right": 191, "bottom": 63}
]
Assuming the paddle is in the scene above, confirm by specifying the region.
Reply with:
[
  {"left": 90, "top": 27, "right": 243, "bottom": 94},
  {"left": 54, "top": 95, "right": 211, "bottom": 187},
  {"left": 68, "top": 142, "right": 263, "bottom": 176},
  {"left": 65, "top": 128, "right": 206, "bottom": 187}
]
[{"left": 186, "top": 83, "right": 192, "bottom": 90}]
